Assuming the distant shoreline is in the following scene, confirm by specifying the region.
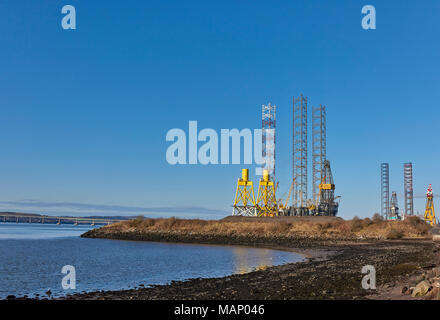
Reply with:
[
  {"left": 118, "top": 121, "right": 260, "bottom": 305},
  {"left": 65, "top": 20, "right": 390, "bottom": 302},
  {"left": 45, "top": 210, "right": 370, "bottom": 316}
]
[
  {"left": 0, "top": 212, "right": 131, "bottom": 226},
  {"left": 0, "top": 212, "right": 134, "bottom": 220}
]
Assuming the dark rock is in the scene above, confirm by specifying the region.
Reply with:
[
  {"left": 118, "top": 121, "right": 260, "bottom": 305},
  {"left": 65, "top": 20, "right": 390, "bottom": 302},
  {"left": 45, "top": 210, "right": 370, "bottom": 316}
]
[{"left": 428, "top": 287, "right": 440, "bottom": 300}]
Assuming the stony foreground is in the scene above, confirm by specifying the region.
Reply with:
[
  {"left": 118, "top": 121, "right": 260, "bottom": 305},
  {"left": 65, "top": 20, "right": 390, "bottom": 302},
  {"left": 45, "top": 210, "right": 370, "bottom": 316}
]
[{"left": 58, "top": 230, "right": 440, "bottom": 300}]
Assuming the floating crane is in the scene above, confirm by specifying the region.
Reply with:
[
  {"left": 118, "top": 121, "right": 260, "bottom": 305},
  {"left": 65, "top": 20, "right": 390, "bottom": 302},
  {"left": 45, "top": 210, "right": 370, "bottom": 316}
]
[{"left": 424, "top": 184, "right": 436, "bottom": 226}]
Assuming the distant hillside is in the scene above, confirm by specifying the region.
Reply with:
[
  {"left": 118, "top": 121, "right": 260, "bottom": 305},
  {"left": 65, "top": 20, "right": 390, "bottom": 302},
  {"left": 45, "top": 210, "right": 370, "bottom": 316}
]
[
  {"left": 0, "top": 212, "right": 133, "bottom": 220},
  {"left": 0, "top": 212, "right": 41, "bottom": 217}
]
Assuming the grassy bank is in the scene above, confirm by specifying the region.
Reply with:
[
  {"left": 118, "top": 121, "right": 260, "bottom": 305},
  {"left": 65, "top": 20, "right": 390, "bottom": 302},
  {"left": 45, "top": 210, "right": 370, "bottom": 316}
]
[{"left": 83, "top": 215, "right": 431, "bottom": 241}]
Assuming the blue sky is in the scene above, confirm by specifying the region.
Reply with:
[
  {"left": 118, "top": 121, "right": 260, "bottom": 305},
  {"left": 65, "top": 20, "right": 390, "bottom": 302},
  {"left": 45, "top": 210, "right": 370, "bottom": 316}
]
[{"left": 0, "top": 1, "right": 439, "bottom": 219}]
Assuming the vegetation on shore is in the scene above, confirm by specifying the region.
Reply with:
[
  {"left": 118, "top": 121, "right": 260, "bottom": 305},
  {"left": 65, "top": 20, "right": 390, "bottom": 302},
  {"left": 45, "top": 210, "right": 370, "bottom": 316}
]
[{"left": 92, "top": 214, "right": 431, "bottom": 240}]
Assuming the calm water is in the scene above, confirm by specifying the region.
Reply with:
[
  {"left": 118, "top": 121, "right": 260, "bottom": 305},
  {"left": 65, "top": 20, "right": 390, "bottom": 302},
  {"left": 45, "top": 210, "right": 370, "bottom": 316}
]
[{"left": 0, "top": 223, "right": 302, "bottom": 299}]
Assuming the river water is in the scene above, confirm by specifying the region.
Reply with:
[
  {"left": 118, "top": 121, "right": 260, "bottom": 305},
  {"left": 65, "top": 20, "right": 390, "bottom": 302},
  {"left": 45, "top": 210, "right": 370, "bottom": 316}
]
[{"left": 0, "top": 223, "right": 303, "bottom": 299}]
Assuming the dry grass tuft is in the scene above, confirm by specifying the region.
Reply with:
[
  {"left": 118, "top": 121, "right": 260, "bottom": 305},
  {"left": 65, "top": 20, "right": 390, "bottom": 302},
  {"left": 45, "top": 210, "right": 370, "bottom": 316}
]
[{"left": 385, "top": 228, "right": 404, "bottom": 240}]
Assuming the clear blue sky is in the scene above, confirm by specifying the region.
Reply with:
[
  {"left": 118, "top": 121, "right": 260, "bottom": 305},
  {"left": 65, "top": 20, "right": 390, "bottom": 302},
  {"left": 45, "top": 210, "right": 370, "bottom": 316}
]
[{"left": 0, "top": 1, "right": 439, "bottom": 219}]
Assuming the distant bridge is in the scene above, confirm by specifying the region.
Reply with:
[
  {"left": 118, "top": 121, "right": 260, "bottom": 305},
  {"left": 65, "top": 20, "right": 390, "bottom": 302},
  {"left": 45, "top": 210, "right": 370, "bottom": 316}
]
[{"left": 0, "top": 214, "right": 125, "bottom": 226}]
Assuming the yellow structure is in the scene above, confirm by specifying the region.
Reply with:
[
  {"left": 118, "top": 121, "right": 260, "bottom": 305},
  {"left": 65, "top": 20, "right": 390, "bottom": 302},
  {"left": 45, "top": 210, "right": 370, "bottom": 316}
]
[
  {"left": 232, "top": 169, "right": 256, "bottom": 216},
  {"left": 424, "top": 184, "right": 436, "bottom": 226},
  {"left": 319, "top": 182, "right": 335, "bottom": 190},
  {"left": 256, "top": 169, "right": 278, "bottom": 217}
]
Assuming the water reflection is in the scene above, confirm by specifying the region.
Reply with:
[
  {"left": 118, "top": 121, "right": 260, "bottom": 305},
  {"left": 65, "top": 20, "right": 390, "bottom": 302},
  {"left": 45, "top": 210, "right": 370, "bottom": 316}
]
[
  {"left": 233, "top": 247, "right": 276, "bottom": 274},
  {"left": 0, "top": 224, "right": 302, "bottom": 298}
]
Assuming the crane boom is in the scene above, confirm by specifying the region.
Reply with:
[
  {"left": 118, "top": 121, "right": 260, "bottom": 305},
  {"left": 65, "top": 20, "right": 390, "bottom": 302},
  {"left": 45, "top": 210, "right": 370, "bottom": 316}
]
[{"left": 284, "top": 180, "right": 294, "bottom": 208}]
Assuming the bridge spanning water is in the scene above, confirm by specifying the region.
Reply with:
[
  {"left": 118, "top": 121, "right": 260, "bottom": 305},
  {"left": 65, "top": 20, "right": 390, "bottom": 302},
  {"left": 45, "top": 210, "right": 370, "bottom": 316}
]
[{"left": 0, "top": 214, "right": 124, "bottom": 226}]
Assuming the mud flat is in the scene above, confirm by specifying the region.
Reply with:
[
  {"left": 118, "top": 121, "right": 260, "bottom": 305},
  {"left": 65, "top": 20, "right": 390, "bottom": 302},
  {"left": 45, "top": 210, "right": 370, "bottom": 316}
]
[{"left": 54, "top": 223, "right": 440, "bottom": 300}]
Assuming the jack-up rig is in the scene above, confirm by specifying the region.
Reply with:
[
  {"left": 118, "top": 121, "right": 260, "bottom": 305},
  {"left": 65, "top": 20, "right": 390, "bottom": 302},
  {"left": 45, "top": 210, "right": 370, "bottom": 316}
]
[
  {"left": 379, "top": 163, "right": 438, "bottom": 225},
  {"left": 380, "top": 163, "right": 410, "bottom": 221},
  {"left": 232, "top": 95, "right": 339, "bottom": 217}
]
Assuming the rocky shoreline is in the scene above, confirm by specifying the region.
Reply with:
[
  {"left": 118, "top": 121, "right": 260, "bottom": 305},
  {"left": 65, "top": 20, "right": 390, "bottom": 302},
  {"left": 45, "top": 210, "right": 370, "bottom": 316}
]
[
  {"left": 80, "top": 228, "right": 370, "bottom": 250},
  {"left": 49, "top": 229, "right": 440, "bottom": 300}
]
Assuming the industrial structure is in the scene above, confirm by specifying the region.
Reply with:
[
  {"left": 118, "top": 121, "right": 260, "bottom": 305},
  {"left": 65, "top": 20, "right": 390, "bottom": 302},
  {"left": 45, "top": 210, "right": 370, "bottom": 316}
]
[
  {"left": 376, "top": 161, "right": 440, "bottom": 225},
  {"left": 262, "top": 103, "right": 276, "bottom": 179},
  {"left": 389, "top": 191, "right": 400, "bottom": 220},
  {"left": 292, "top": 95, "right": 308, "bottom": 212},
  {"left": 232, "top": 169, "right": 256, "bottom": 216},
  {"left": 380, "top": 163, "right": 390, "bottom": 220},
  {"left": 255, "top": 169, "right": 278, "bottom": 217},
  {"left": 380, "top": 163, "right": 414, "bottom": 221},
  {"left": 232, "top": 94, "right": 339, "bottom": 217},
  {"left": 312, "top": 105, "right": 326, "bottom": 206},
  {"left": 232, "top": 168, "right": 279, "bottom": 217},
  {"left": 378, "top": 162, "right": 438, "bottom": 225},
  {"left": 424, "top": 184, "right": 436, "bottom": 226},
  {"left": 404, "top": 163, "right": 414, "bottom": 217},
  {"left": 314, "top": 160, "right": 339, "bottom": 216}
]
